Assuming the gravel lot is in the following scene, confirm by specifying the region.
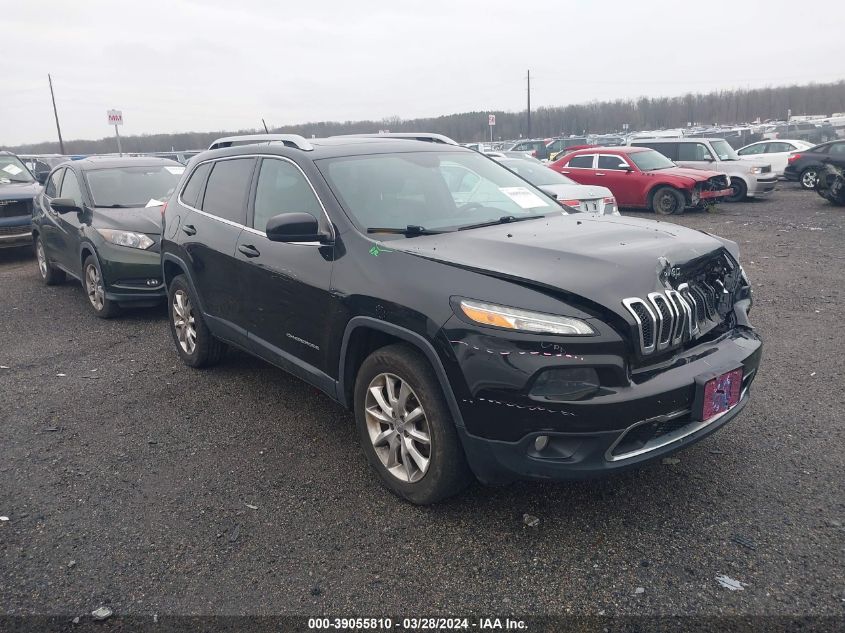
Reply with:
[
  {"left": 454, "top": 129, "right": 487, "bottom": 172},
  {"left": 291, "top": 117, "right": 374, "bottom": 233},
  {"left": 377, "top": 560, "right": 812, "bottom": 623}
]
[{"left": 1, "top": 184, "right": 843, "bottom": 620}]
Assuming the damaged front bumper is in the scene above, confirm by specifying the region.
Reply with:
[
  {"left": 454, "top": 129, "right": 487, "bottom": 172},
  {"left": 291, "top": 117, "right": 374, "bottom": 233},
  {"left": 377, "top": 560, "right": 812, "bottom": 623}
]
[{"left": 443, "top": 316, "right": 762, "bottom": 484}]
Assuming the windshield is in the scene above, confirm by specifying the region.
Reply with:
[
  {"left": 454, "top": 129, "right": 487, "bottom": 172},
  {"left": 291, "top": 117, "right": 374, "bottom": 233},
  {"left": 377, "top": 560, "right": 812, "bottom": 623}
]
[
  {"left": 317, "top": 151, "right": 559, "bottom": 233},
  {"left": 0, "top": 155, "right": 35, "bottom": 184},
  {"left": 498, "top": 158, "right": 576, "bottom": 186},
  {"left": 710, "top": 139, "right": 739, "bottom": 161},
  {"left": 85, "top": 165, "right": 184, "bottom": 207},
  {"left": 629, "top": 149, "right": 675, "bottom": 171}
]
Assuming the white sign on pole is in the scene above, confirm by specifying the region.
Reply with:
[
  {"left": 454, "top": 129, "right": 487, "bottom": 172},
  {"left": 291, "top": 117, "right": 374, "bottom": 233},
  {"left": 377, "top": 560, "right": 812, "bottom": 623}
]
[
  {"left": 107, "top": 110, "right": 124, "bottom": 126},
  {"left": 488, "top": 114, "right": 496, "bottom": 127}
]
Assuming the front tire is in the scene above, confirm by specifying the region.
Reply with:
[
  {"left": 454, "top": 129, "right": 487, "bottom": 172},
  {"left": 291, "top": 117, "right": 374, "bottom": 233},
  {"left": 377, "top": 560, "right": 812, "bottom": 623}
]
[
  {"left": 800, "top": 168, "right": 819, "bottom": 190},
  {"left": 651, "top": 187, "right": 685, "bottom": 215},
  {"left": 167, "top": 274, "right": 225, "bottom": 368},
  {"left": 35, "top": 236, "right": 66, "bottom": 286},
  {"left": 354, "top": 344, "right": 472, "bottom": 504},
  {"left": 726, "top": 177, "right": 748, "bottom": 202},
  {"left": 83, "top": 254, "right": 120, "bottom": 318}
]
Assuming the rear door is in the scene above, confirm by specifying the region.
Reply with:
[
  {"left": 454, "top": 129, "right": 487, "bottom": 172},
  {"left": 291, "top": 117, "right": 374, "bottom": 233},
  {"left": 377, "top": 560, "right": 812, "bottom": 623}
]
[
  {"left": 181, "top": 157, "right": 256, "bottom": 342},
  {"left": 555, "top": 153, "right": 597, "bottom": 185},
  {"left": 236, "top": 156, "right": 335, "bottom": 376}
]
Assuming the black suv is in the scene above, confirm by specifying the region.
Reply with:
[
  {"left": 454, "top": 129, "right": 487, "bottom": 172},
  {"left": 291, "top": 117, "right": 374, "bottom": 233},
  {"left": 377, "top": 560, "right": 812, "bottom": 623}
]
[
  {"left": 0, "top": 151, "right": 42, "bottom": 250},
  {"left": 161, "top": 134, "right": 762, "bottom": 504}
]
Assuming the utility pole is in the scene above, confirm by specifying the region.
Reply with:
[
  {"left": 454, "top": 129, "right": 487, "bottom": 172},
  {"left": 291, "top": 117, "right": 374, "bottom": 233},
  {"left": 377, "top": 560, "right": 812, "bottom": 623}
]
[
  {"left": 48, "top": 74, "right": 65, "bottom": 154},
  {"left": 526, "top": 70, "right": 531, "bottom": 139}
]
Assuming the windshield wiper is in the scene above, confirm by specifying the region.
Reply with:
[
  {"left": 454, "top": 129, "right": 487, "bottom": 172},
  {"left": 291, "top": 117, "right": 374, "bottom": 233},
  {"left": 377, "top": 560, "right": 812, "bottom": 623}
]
[
  {"left": 457, "top": 214, "right": 546, "bottom": 231},
  {"left": 366, "top": 225, "right": 448, "bottom": 236},
  {"left": 98, "top": 204, "right": 133, "bottom": 208}
]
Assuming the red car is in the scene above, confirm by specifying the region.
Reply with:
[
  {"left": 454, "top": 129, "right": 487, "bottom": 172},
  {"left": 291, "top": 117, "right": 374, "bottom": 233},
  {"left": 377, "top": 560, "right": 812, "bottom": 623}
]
[{"left": 549, "top": 147, "right": 733, "bottom": 214}]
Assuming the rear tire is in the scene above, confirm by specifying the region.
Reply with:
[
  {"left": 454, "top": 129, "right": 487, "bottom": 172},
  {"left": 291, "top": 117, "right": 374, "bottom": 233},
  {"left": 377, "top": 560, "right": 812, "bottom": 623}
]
[
  {"left": 651, "top": 187, "right": 685, "bottom": 215},
  {"left": 800, "top": 168, "right": 819, "bottom": 190},
  {"left": 353, "top": 343, "right": 472, "bottom": 504},
  {"left": 83, "top": 254, "right": 120, "bottom": 318},
  {"left": 167, "top": 274, "right": 225, "bottom": 368},
  {"left": 35, "top": 236, "right": 66, "bottom": 286},
  {"left": 726, "top": 177, "right": 748, "bottom": 202}
]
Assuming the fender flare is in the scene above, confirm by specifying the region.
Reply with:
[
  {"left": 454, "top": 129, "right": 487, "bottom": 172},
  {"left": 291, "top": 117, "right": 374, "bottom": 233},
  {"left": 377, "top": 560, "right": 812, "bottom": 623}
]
[{"left": 337, "top": 316, "right": 465, "bottom": 428}]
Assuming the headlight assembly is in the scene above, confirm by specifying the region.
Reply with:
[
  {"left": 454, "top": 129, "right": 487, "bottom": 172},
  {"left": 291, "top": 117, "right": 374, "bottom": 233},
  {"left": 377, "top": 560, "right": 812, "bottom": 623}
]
[
  {"left": 458, "top": 299, "right": 595, "bottom": 335},
  {"left": 95, "top": 229, "right": 155, "bottom": 250}
]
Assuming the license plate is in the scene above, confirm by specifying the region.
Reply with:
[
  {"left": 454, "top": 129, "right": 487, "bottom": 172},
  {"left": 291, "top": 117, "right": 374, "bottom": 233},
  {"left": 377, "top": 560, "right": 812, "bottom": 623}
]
[{"left": 700, "top": 368, "right": 743, "bottom": 419}]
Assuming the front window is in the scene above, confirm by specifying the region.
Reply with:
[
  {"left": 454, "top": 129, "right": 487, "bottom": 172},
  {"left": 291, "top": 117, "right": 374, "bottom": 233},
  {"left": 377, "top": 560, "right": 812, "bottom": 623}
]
[
  {"left": 317, "top": 151, "right": 558, "bottom": 234},
  {"left": 85, "top": 164, "right": 185, "bottom": 208},
  {"left": 629, "top": 149, "right": 675, "bottom": 171},
  {"left": 710, "top": 139, "right": 739, "bottom": 161},
  {"left": 0, "top": 155, "right": 35, "bottom": 184},
  {"left": 738, "top": 143, "right": 766, "bottom": 156}
]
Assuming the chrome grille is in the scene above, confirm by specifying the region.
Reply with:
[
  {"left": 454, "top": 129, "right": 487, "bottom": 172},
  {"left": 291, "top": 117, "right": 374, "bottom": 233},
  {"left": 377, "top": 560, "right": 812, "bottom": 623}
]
[{"left": 622, "top": 255, "right": 739, "bottom": 357}]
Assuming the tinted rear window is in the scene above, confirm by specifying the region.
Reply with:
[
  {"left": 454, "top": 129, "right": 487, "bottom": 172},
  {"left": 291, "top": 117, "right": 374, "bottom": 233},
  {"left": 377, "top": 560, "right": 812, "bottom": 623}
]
[
  {"left": 180, "top": 162, "right": 212, "bottom": 208},
  {"left": 201, "top": 158, "right": 255, "bottom": 223}
]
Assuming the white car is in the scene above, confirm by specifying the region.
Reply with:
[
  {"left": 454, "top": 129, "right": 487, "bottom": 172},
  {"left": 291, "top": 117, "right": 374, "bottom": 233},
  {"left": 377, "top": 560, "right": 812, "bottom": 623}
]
[
  {"left": 493, "top": 156, "right": 618, "bottom": 215},
  {"left": 737, "top": 139, "right": 815, "bottom": 177}
]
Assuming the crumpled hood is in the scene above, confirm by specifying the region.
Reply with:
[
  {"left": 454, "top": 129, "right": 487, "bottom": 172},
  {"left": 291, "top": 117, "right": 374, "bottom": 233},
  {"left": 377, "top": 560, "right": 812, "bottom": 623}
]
[
  {"left": 0, "top": 181, "right": 41, "bottom": 201},
  {"left": 655, "top": 167, "right": 725, "bottom": 183},
  {"left": 92, "top": 206, "right": 163, "bottom": 235},
  {"left": 387, "top": 214, "right": 730, "bottom": 317}
]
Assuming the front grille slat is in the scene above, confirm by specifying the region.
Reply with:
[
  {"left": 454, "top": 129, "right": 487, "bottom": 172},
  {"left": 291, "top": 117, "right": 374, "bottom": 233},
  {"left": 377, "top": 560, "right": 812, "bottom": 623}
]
[
  {"left": 623, "top": 252, "right": 739, "bottom": 357},
  {"left": 0, "top": 199, "right": 32, "bottom": 219}
]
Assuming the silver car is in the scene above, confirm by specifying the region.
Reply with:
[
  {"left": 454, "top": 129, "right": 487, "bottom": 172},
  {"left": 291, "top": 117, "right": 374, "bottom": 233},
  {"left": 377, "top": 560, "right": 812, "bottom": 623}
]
[{"left": 631, "top": 138, "right": 778, "bottom": 202}]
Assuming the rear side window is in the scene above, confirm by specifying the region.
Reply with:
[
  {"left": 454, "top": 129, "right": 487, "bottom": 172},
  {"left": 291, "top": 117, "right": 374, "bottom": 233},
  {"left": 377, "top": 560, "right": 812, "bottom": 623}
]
[
  {"left": 200, "top": 158, "right": 255, "bottom": 224},
  {"left": 253, "top": 159, "right": 323, "bottom": 232},
  {"left": 45, "top": 168, "right": 64, "bottom": 198},
  {"left": 180, "top": 162, "right": 212, "bottom": 208},
  {"left": 829, "top": 143, "right": 845, "bottom": 155},
  {"left": 567, "top": 154, "right": 595, "bottom": 168}
]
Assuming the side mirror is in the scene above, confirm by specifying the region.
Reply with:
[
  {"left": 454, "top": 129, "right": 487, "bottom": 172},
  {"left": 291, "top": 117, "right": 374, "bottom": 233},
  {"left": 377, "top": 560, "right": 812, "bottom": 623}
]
[
  {"left": 265, "top": 212, "right": 330, "bottom": 243},
  {"left": 50, "top": 197, "right": 82, "bottom": 214}
]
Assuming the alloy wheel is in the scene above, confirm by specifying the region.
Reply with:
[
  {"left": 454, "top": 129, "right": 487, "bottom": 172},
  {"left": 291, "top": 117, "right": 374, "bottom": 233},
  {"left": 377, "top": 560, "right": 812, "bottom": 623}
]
[
  {"left": 85, "top": 263, "right": 104, "bottom": 311},
  {"left": 172, "top": 289, "right": 197, "bottom": 354},
  {"left": 364, "top": 372, "right": 432, "bottom": 483},
  {"left": 36, "top": 241, "right": 47, "bottom": 278},
  {"left": 657, "top": 192, "right": 677, "bottom": 214},
  {"left": 802, "top": 170, "right": 818, "bottom": 189}
]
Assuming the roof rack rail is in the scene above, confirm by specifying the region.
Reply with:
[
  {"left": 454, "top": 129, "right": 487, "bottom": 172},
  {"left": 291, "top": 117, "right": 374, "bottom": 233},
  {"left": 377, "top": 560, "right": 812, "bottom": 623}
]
[
  {"left": 332, "top": 132, "right": 458, "bottom": 146},
  {"left": 208, "top": 134, "right": 314, "bottom": 151}
]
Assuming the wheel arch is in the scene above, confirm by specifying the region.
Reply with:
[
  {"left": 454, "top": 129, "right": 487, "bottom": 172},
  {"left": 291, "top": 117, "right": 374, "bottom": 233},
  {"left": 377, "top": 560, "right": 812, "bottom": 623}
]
[{"left": 337, "top": 317, "right": 465, "bottom": 429}]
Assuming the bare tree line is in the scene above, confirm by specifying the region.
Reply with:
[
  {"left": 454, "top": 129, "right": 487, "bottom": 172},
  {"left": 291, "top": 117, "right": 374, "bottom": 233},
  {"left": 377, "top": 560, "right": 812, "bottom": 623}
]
[{"left": 7, "top": 80, "right": 845, "bottom": 155}]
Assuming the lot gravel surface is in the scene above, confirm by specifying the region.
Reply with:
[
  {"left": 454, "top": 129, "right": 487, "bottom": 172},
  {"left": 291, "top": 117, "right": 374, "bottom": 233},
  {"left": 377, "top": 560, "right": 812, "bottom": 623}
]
[{"left": 0, "top": 184, "right": 843, "bottom": 620}]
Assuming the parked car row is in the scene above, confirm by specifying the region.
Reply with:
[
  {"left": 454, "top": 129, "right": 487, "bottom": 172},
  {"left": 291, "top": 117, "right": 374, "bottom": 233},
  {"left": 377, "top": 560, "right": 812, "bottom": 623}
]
[{"left": 26, "top": 133, "right": 762, "bottom": 504}]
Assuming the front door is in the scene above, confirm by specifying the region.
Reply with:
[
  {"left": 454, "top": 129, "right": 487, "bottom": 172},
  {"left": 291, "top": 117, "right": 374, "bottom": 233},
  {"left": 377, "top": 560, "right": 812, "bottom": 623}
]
[
  {"left": 595, "top": 154, "right": 639, "bottom": 206},
  {"left": 52, "top": 168, "right": 87, "bottom": 273},
  {"left": 235, "top": 156, "right": 335, "bottom": 375},
  {"left": 676, "top": 141, "right": 716, "bottom": 171}
]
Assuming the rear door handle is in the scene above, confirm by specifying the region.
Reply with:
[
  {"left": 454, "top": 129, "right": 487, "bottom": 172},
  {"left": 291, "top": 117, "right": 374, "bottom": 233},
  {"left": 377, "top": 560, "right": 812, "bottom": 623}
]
[
  {"left": 238, "top": 244, "right": 260, "bottom": 258},
  {"left": 595, "top": 173, "right": 606, "bottom": 176},
  {"left": 181, "top": 224, "right": 196, "bottom": 236}
]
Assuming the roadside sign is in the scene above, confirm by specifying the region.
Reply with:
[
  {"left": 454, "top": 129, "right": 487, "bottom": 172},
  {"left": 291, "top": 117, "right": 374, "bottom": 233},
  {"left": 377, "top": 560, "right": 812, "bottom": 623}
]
[
  {"left": 107, "top": 110, "right": 123, "bottom": 126},
  {"left": 488, "top": 114, "right": 496, "bottom": 126}
]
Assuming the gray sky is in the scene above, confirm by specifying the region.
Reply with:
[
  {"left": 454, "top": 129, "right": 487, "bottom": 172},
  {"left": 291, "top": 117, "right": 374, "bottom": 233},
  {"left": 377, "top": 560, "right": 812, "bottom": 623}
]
[{"left": 4, "top": 0, "right": 845, "bottom": 146}]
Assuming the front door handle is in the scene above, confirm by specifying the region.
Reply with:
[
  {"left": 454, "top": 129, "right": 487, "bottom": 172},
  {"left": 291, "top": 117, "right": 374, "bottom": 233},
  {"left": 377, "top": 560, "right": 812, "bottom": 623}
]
[
  {"left": 182, "top": 224, "right": 197, "bottom": 236},
  {"left": 238, "top": 244, "right": 260, "bottom": 258},
  {"left": 595, "top": 173, "right": 606, "bottom": 176},
  {"left": 560, "top": 170, "right": 570, "bottom": 174}
]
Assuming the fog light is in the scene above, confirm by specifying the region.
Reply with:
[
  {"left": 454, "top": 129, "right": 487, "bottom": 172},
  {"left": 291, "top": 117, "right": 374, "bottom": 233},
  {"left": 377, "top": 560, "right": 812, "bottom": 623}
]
[
  {"left": 146, "top": 278, "right": 160, "bottom": 286},
  {"left": 530, "top": 367, "right": 600, "bottom": 401},
  {"left": 534, "top": 435, "right": 549, "bottom": 452}
]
